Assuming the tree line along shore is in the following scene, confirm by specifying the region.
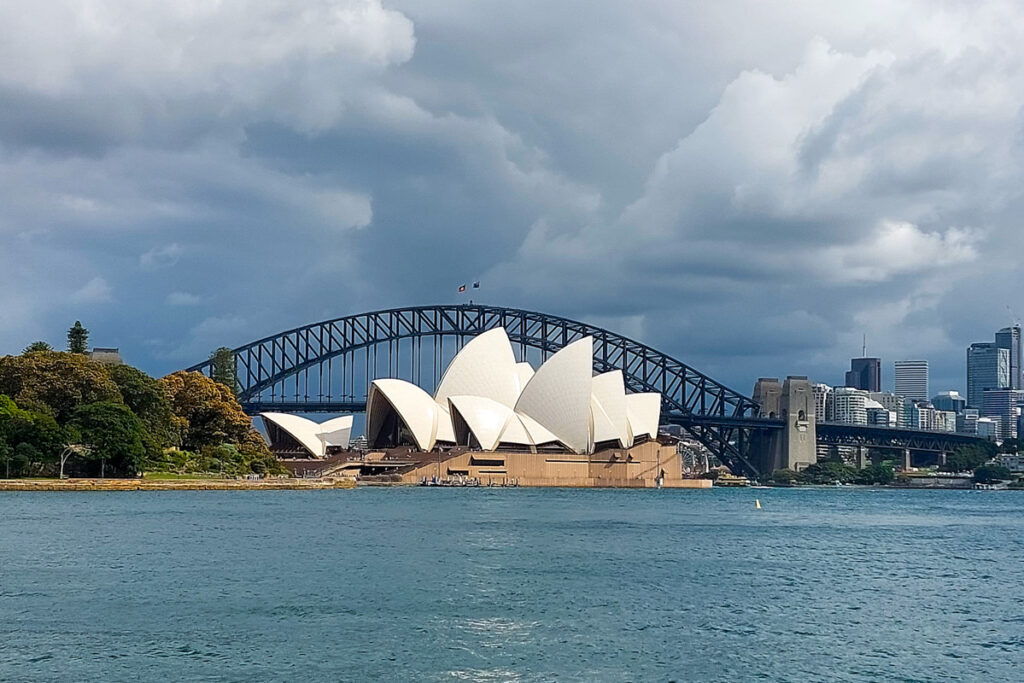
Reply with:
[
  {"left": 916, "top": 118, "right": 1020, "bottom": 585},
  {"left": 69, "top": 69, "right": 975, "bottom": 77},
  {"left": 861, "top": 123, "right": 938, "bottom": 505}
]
[{"left": 1, "top": 322, "right": 283, "bottom": 480}]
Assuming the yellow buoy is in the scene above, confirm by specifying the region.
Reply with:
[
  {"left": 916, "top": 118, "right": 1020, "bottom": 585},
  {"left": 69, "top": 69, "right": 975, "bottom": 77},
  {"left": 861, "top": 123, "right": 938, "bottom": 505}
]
[{"left": 755, "top": 498, "right": 762, "bottom": 509}]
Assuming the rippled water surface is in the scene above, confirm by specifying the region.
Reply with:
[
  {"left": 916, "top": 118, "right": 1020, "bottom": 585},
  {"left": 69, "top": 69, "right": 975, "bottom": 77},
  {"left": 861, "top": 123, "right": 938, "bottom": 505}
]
[{"left": 1, "top": 487, "right": 1022, "bottom": 681}]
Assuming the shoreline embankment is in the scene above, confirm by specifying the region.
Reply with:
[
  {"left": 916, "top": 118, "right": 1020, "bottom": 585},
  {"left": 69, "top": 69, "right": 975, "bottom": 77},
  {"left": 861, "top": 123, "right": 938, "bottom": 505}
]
[{"left": 0, "top": 477, "right": 356, "bottom": 491}]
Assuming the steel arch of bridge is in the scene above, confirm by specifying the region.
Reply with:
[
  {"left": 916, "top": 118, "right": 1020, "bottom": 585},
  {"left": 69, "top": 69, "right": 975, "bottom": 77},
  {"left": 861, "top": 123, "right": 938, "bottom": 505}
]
[{"left": 186, "top": 304, "right": 765, "bottom": 473}]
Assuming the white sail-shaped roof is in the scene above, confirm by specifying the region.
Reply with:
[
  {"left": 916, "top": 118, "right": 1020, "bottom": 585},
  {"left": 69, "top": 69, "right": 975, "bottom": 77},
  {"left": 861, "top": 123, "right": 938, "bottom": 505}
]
[
  {"left": 317, "top": 415, "right": 354, "bottom": 449},
  {"left": 261, "top": 413, "right": 329, "bottom": 457},
  {"left": 448, "top": 395, "right": 515, "bottom": 451},
  {"left": 625, "top": 393, "right": 661, "bottom": 440},
  {"left": 361, "top": 327, "right": 662, "bottom": 455},
  {"left": 434, "top": 403, "right": 457, "bottom": 443},
  {"left": 590, "top": 397, "right": 619, "bottom": 449},
  {"left": 516, "top": 412, "right": 560, "bottom": 447},
  {"left": 366, "top": 379, "right": 440, "bottom": 451},
  {"left": 434, "top": 328, "right": 521, "bottom": 408},
  {"left": 514, "top": 362, "right": 535, "bottom": 395},
  {"left": 514, "top": 337, "right": 594, "bottom": 454},
  {"left": 591, "top": 371, "right": 632, "bottom": 448}
]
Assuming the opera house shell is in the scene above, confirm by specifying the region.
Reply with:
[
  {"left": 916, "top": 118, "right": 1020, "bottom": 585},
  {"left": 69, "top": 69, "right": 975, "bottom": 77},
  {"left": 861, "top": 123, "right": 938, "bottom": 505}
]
[
  {"left": 260, "top": 413, "right": 353, "bottom": 458},
  {"left": 364, "top": 328, "right": 661, "bottom": 455}
]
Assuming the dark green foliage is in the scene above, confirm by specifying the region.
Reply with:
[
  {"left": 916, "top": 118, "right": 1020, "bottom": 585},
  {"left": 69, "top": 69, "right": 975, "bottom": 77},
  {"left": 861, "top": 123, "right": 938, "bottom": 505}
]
[
  {"left": 1, "top": 439, "right": 10, "bottom": 478},
  {"left": 0, "top": 351, "right": 121, "bottom": 422},
  {"left": 771, "top": 468, "right": 799, "bottom": 484},
  {"left": 23, "top": 341, "right": 53, "bottom": 353},
  {"left": 70, "top": 401, "right": 146, "bottom": 476},
  {"left": 209, "top": 347, "right": 238, "bottom": 395},
  {"left": 12, "top": 443, "right": 41, "bottom": 476},
  {"left": 67, "top": 321, "right": 89, "bottom": 354},
  {"left": 945, "top": 445, "right": 994, "bottom": 473},
  {"left": 998, "top": 438, "right": 1020, "bottom": 454},
  {"left": 1, "top": 344, "right": 279, "bottom": 478},
  {"left": 854, "top": 463, "right": 894, "bottom": 485},
  {"left": 108, "top": 365, "right": 175, "bottom": 447},
  {"left": 799, "top": 461, "right": 857, "bottom": 484},
  {"left": 0, "top": 394, "right": 65, "bottom": 475},
  {"left": 973, "top": 464, "right": 1012, "bottom": 484}
]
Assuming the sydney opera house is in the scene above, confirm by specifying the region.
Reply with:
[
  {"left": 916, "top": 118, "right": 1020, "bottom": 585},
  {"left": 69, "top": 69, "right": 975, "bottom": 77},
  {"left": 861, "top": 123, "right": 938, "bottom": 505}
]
[{"left": 262, "top": 328, "right": 699, "bottom": 487}]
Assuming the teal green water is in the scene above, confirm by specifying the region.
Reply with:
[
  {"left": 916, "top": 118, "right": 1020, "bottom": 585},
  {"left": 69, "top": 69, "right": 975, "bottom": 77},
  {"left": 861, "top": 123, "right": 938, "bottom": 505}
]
[{"left": 1, "top": 488, "right": 1022, "bottom": 681}]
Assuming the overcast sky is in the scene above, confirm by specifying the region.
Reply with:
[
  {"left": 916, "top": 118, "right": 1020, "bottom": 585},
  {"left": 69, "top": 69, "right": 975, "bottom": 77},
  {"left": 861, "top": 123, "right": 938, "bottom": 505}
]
[{"left": 2, "top": 0, "right": 1023, "bottom": 395}]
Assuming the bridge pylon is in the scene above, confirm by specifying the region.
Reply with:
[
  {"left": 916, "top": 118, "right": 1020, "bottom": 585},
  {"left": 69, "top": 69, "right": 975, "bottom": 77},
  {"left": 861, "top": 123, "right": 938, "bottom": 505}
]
[{"left": 751, "top": 376, "right": 817, "bottom": 474}]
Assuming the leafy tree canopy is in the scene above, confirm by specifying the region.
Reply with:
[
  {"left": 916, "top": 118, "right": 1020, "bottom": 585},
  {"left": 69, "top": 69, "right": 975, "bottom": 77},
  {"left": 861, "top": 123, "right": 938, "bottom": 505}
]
[
  {"left": 108, "top": 365, "right": 175, "bottom": 447},
  {"left": 70, "top": 401, "right": 146, "bottom": 476},
  {"left": 23, "top": 341, "right": 53, "bottom": 353},
  {"left": 0, "top": 351, "right": 121, "bottom": 422},
  {"left": 945, "top": 445, "right": 994, "bottom": 473},
  {"left": 998, "top": 437, "right": 1020, "bottom": 454},
  {"left": 0, "top": 393, "right": 66, "bottom": 465},
  {"left": 771, "top": 468, "right": 799, "bottom": 483},
  {"left": 159, "top": 371, "right": 253, "bottom": 451},
  {"left": 800, "top": 461, "right": 857, "bottom": 484},
  {"left": 973, "top": 464, "right": 1012, "bottom": 484}
]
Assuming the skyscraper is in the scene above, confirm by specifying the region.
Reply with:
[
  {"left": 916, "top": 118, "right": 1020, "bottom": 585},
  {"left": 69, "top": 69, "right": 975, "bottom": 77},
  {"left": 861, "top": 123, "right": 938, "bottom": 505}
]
[
  {"left": 931, "top": 390, "right": 967, "bottom": 414},
  {"left": 981, "top": 389, "right": 1024, "bottom": 441},
  {"left": 995, "top": 325, "right": 1022, "bottom": 389},
  {"left": 894, "top": 360, "right": 928, "bottom": 402},
  {"left": 967, "top": 343, "right": 1010, "bottom": 408},
  {"left": 845, "top": 357, "right": 881, "bottom": 392},
  {"left": 832, "top": 387, "right": 868, "bottom": 424}
]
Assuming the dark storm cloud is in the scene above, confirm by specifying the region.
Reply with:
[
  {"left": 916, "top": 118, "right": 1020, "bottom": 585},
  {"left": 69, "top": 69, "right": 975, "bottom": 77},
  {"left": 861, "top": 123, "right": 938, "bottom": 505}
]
[{"left": 2, "top": 0, "right": 1023, "bottom": 396}]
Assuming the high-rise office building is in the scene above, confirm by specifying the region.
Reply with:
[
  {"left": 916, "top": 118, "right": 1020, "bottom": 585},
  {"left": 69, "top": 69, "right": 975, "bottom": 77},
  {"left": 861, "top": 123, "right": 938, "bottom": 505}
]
[
  {"left": 894, "top": 360, "right": 928, "bottom": 402},
  {"left": 956, "top": 408, "right": 979, "bottom": 435},
  {"left": 967, "top": 343, "right": 1010, "bottom": 408},
  {"left": 812, "top": 383, "right": 833, "bottom": 423},
  {"left": 845, "top": 357, "right": 881, "bottom": 392},
  {"left": 995, "top": 325, "right": 1022, "bottom": 389},
  {"left": 931, "top": 390, "right": 967, "bottom": 414},
  {"left": 981, "top": 389, "right": 1024, "bottom": 441},
  {"left": 832, "top": 387, "right": 868, "bottom": 425},
  {"left": 870, "top": 392, "right": 909, "bottom": 427}
]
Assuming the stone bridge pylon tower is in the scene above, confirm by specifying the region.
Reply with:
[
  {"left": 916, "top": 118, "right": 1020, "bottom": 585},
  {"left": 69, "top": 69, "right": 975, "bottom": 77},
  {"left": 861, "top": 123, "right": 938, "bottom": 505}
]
[{"left": 751, "top": 376, "right": 817, "bottom": 474}]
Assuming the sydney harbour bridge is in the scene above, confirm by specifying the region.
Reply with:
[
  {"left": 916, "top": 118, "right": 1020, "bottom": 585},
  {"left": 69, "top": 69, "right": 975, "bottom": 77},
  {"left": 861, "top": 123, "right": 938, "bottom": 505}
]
[{"left": 186, "top": 304, "right": 984, "bottom": 477}]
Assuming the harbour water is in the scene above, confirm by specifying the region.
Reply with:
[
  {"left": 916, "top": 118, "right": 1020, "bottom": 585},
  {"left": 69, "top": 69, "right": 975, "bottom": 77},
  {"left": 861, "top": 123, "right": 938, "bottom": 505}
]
[{"left": 1, "top": 487, "right": 1022, "bottom": 681}]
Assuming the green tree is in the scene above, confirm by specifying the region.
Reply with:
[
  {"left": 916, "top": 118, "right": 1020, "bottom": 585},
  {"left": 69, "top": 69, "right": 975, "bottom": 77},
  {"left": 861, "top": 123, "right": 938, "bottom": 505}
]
[
  {"left": 107, "top": 365, "right": 175, "bottom": 447},
  {"left": 771, "top": 468, "right": 800, "bottom": 485},
  {"left": 998, "top": 438, "right": 1020, "bottom": 454},
  {"left": 0, "top": 351, "right": 122, "bottom": 422},
  {"left": 0, "top": 394, "right": 65, "bottom": 475},
  {"left": 160, "top": 371, "right": 254, "bottom": 450},
  {"left": 945, "top": 445, "right": 994, "bottom": 473},
  {"left": 12, "top": 442, "right": 41, "bottom": 477},
  {"left": 800, "top": 461, "right": 857, "bottom": 484},
  {"left": 973, "top": 464, "right": 1012, "bottom": 484},
  {"left": 209, "top": 347, "right": 238, "bottom": 395},
  {"left": 23, "top": 341, "right": 53, "bottom": 353},
  {"left": 70, "top": 402, "right": 146, "bottom": 476},
  {"left": 855, "top": 463, "right": 895, "bottom": 485},
  {"left": 67, "top": 321, "right": 90, "bottom": 354},
  {"left": 0, "top": 439, "right": 10, "bottom": 478}
]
